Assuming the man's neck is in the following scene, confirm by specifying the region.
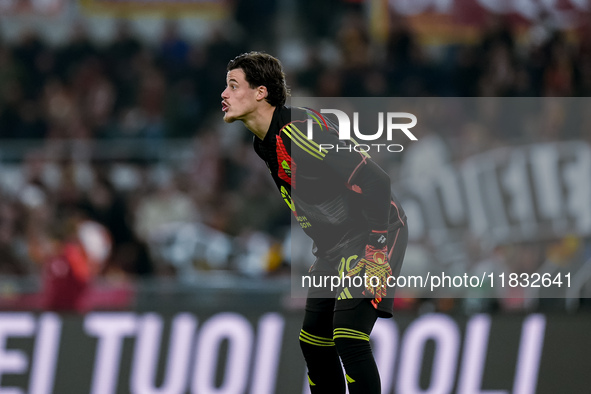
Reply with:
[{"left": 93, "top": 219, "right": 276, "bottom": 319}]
[{"left": 244, "top": 105, "right": 276, "bottom": 140}]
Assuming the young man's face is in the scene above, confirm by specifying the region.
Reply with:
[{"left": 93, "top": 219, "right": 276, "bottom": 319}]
[{"left": 221, "top": 68, "right": 260, "bottom": 123}]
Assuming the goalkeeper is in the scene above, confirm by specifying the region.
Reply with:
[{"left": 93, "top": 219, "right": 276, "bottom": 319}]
[{"left": 221, "top": 52, "right": 408, "bottom": 394}]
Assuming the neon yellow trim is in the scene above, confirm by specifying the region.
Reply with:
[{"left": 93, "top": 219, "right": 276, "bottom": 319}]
[
  {"left": 285, "top": 125, "right": 326, "bottom": 158},
  {"left": 333, "top": 328, "right": 370, "bottom": 341},
  {"left": 308, "top": 375, "right": 316, "bottom": 386},
  {"left": 333, "top": 330, "right": 370, "bottom": 340},
  {"left": 333, "top": 328, "right": 370, "bottom": 339},
  {"left": 299, "top": 338, "right": 335, "bottom": 347},
  {"left": 283, "top": 126, "right": 324, "bottom": 160},
  {"left": 334, "top": 328, "right": 368, "bottom": 335},
  {"left": 343, "top": 288, "right": 353, "bottom": 299},
  {"left": 281, "top": 160, "right": 291, "bottom": 176},
  {"left": 299, "top": 333, "right": 334, "bottom": 345},
  {"left": 307, "top": 111, "right": 324, "bottom": 130},
  {"left": 333, "top": 334, "right": 370, "bottom": 341},
  {"left": 346, "top": 374, "right": 356, "bottom": 384},
  {"left": 280, "top": 185, "right": 295, "bottom": 211},
  {"left": 299, "top": 330, "right": 335, "bottom": 346},
  {"left": 299, "top": 335, "right": 333, "bottom": 345},
  {"left": 300, "top": 330, "right": 333, "bottom": 343},
  {"left": 290, "top": 124, "right": 328, "bottom": 154},
  {"left": 337, "top": 290, "right": 349, "bottom": 300}
]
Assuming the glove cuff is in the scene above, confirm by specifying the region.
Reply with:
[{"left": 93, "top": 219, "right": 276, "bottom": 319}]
[{"left": 368, "top": 230, "right": 388, "bottom": 249}]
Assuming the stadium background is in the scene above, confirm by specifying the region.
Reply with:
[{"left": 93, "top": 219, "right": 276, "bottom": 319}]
[{"left": 1, "top": 0, "right": 591, "bottom": 393}]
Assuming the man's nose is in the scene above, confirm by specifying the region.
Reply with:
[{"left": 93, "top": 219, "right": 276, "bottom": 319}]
[{"left": 221, "top": 88, "right": 229, "bottom": 99}]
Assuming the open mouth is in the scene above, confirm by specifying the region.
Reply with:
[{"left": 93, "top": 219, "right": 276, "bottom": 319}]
[{"left": 221, "top": 101, "right": 229, "bottom": 112}]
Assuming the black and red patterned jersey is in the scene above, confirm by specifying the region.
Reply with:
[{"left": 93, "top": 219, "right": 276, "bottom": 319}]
[{"left": 253, "top": 106, "right": 406, "bottom": 253}]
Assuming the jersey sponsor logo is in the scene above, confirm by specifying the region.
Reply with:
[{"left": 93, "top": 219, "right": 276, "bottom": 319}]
[
  {"left": 280, "top": 186, "right": 312, "bottom": 229},
  {"left": 280, "top": 185, "right": 295, "bottom": 211},
  {"left": 296, "top": 215, "right": 311, "bottom": 229},
  {"left": 275, "top": 135, "right": 293, "bottom": 183},
  {"left": 281, "top": 160, "right": 291, "bottom": 177}
]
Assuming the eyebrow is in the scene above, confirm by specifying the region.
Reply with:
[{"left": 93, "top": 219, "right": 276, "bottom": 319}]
[{"left": 227, "top": 78, "right": 238, "bottom": 84}]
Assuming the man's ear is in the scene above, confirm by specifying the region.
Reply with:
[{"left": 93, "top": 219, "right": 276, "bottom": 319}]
[{"left": 256, "top": 86, "right": 268, "bottom": 102}]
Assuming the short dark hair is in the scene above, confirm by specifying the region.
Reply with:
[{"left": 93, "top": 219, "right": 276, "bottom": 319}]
[{"left": 227, "top": 51, "right": 289, "bottom": 107}]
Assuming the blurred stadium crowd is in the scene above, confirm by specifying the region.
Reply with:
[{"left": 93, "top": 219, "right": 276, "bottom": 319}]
[{"left": 1, "top": 1, "right": 591, "bottom": 311}]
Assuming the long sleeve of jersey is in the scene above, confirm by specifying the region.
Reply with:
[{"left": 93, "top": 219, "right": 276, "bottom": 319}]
[
  {"left": 281, "top": 112, "right": 392, "bottom": 232},
  {"left": 348, "top": 158, "right": 391, "bottom": 232}
]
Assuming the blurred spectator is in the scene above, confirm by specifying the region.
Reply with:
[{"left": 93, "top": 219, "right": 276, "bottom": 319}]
[
  {"left": 56, "top": 23, "right": 97, "bottom": 81},
  {"left": 81, "top": 174, "right": 154, "bottom": 277},
  {"left": 12, "top": 30, "right": 48, "bottom": 100},
  {"left": 104, "top": 20, "right": 143, "bottom": 112},
  {"left": 0, "top": 197, "right": 31, "bottom": 276},
  {"left": 134, "top": 170, "right": 200, "bottom": 244},
  {"left": 159, "top": 20, "right": 190, "bottom": 82},
  {"left": 189, "top": 131, "right": 224, "bottom": 210},
  {"left": 42, "top": 207, "right": 109, "bottom": 312},
  {"left": 234, "top": 0, "right": 278, "bottom": 47}
]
